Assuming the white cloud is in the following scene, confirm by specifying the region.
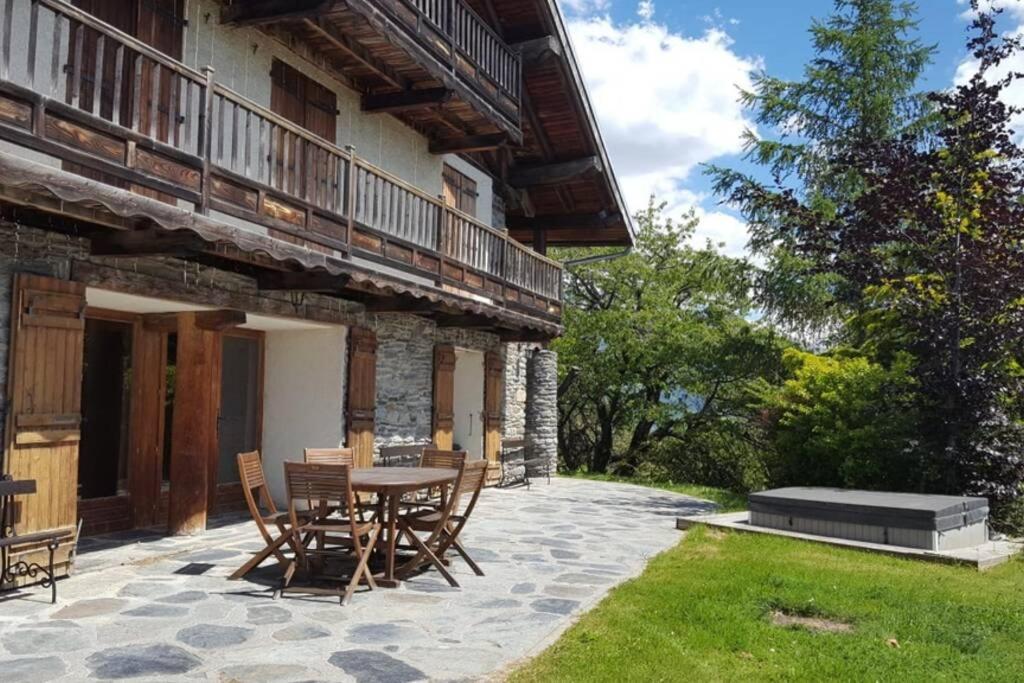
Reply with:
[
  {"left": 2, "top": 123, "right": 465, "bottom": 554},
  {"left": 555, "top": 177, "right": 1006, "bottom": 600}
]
[
  {"left": 564, "top": 3, "right": 761, "bottom": 256},
  {"left": 954, "top": 4, "right": 1024, "bottom": 137}
]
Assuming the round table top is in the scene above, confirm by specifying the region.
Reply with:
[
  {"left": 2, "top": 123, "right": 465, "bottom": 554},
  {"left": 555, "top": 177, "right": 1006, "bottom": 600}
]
[{"left": 350, "top": 467, "right": 458, "bottom": 493}]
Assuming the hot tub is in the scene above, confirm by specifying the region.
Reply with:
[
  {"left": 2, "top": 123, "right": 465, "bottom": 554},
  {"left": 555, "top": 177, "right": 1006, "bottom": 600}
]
[{"left": 748, "top": 488, "right": 989, "bottom": 551}]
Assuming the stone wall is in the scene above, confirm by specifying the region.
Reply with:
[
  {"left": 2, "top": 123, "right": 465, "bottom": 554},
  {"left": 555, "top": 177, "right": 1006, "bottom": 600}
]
[
  {"left": 502, "top": 343, "right": 533, "bottom": 440},
  {"left": 525, "top": 348, "right": 558, "bottom": 474},
  {"left": 368, "top": 315, "right": 503, "bottom": 457}
]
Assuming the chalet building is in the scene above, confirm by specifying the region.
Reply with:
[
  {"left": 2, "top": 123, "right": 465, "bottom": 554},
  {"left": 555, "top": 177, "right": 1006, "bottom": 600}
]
[{"left": 0, "top": 0, "right": 631, "bottom": 573}]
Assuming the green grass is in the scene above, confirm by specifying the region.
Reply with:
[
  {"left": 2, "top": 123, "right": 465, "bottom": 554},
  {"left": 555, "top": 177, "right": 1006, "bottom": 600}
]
[
  {"left": 563, "top": 471, "right": 747, "bottom": 512},
  {"left": 511, "top": 526, "right": 1024, "bottom": 682}
]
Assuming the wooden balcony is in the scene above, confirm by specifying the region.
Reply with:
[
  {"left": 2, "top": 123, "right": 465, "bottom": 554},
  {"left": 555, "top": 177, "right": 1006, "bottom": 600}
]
[
  {"left": 223, "top": 0, "right": 523, "bottom": 145},
  {"left": 0, "top": 0, "right": 560, "bottom": 320}
]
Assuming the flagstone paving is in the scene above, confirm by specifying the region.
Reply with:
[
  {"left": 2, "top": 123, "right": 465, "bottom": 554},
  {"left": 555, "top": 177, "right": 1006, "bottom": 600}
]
[{"left": 0, "top": 477, "right": 713, "bottom": 682}]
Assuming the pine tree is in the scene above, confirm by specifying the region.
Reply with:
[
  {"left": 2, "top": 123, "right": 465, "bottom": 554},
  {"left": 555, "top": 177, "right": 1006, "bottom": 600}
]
[{"left": 708, "top": 1, "right": 934, "bottom": 342}]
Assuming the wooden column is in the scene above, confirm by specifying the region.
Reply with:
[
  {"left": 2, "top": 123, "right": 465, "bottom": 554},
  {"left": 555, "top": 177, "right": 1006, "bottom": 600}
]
[
  {"left": 167, "top": 312, "right": 221, "bottom": 535},
  {"left": 483, "top": 350, "right": 504, "bottom": 485},
  {"left": 533, "top": 227, "right": 547, "bottom": 256},
  {"left": 432, "top": 345, "right": 456, "bottom": 449},
  {"left": 127, "top": 324, "right": 167, "bottom": 528}
]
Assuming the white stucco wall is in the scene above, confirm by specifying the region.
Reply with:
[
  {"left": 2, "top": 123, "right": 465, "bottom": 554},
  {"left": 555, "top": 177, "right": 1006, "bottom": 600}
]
[{"left": 260, "top": 327, "right": 347, "bottom": 505}]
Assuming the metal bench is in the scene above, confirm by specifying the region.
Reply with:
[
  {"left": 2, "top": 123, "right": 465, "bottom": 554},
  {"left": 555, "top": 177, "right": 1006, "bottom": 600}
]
[
  {"left": 377, "top": 444, "right": 432, "bottom": 468},
  {"left": 1, "top": 475, "right": 77, "bottom": 603},
  {"left": 499, "top": 439, "right": 553, "bottom": 488}
]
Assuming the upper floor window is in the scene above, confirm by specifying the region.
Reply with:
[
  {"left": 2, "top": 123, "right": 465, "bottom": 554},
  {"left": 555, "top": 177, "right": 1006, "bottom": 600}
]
[
  {"left": 442, "top": 164, "right": 478, "bottom": 217},
  {"left": 270, "top": 59, "right": 337, "bottom": 143}
]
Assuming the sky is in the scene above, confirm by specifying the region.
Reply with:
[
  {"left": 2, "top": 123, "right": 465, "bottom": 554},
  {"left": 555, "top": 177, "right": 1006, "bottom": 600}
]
[{"left": 557, "top": 0, "right": 1024, "bottom": 257}]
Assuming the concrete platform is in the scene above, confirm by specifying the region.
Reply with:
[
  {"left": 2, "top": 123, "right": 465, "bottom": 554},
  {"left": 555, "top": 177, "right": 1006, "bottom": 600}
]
[{"left": 676, "top": 511, "right": 1022, "bottom": 570}]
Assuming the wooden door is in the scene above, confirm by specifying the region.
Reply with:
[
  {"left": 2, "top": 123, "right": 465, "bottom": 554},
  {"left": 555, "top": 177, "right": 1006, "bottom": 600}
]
[
  {"left": 3, "top": 274, "right": 86, "bottom": 574},
  {"left": 346, "top": 327, "right": 376, "bottom": 469},
  {"left": 433, "top": 345, "right": 456, "bottom": 450},
  {"left": 483, "top": 350, "right": 503, "bottom": 485}
]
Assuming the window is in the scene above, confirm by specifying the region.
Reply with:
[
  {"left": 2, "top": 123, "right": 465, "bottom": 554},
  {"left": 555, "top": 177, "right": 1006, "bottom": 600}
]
[
  {"left": 270, "top": 59, "right": 338, "bottom": 143},
  {"left": 443, "top": 164, "right": 479, "bottom": 217}
]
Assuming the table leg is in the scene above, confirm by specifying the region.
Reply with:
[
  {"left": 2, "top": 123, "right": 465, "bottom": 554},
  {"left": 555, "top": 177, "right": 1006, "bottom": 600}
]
[{"left": 379, "top": 493, "right": 400, "bottom": 587}]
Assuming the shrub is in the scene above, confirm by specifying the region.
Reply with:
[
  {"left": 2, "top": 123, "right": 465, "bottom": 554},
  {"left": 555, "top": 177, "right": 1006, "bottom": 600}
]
[{"left": 754, "top": 349, "right": 922, "bottom": 491}]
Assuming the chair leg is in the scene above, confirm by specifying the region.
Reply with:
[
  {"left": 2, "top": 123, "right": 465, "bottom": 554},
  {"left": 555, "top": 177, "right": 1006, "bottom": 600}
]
[
  {"left": 398, "top": 521, "right": 459, "bottom": 588},
  {"left": 344, "top": 527, "right": 380, "bottom": 604},
  {"left": 230, "top": 531, "right": 293, "bottom": 580},
  {"left": 445, "top": 534, "right": 485, "bottom": 577}
]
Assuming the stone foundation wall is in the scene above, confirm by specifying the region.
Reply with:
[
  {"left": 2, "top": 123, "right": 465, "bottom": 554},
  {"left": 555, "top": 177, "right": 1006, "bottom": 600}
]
[
  {"left": 525, "top": 348, "right": 558, "bottom": 474},
  {"left": 367, "top": 315, "right": 503, "bottom": 458}
]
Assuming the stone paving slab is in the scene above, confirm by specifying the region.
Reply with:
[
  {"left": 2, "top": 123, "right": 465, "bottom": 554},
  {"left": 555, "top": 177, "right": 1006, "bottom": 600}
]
[{"left": 0, "top": 478, "right": 712, "bottom": 682}]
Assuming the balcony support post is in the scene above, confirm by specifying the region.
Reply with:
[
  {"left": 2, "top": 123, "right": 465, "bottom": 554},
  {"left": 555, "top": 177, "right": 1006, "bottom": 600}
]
[{"left": 198, "top": 66, "right": 215, "bottom": 215}]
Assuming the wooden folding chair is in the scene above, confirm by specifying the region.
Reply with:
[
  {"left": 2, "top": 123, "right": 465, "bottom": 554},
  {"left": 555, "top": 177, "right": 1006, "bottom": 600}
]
[
  {"left": 304, "top": 447, "right": 355, "bottom": 466},
  {"left": 413, "top": 449, "right": 467, "bottom": 508},
  {"left": 230, "top": 451, "right": 306, "bottom": 581},
  {"left": 279, "top": 462, "right": 380, "bottom": 605},
  {"left": 398, "top": 459, "right": 487, "bottom": 587}
]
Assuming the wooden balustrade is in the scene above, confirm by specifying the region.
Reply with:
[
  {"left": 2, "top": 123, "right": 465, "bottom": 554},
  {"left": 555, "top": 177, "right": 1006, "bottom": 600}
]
[
  {"left": 0, "top": 0, "right": 558, "bottom": 316},
  {"left": 401, "top": 0, "right": 521, "bottom": 115}
]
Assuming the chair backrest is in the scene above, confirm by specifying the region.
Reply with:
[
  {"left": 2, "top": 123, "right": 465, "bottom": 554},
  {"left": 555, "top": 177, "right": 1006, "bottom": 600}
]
[
  {"left": 420, "top": 449, "right": 467, "bottom": 470},
  {"left": 304, "top": 447, "right": 355, "bottom": 467},
  {"left": 0, "top": 475, "right": 35, "bottom": 538},
  {"left": 283, "top": 461, "right": 358, "bottom": 532},
  {"left": 450, "top": 459, "right": 488, "bottom": 518},
  {"left": 237, "top": 450, "right": 276, "bottom": 518}
]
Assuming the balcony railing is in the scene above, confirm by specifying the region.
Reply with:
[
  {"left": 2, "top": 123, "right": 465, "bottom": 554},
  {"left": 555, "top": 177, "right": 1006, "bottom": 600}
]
[
  {"left": 395, "top": 0, "right": 521, "bottom": 120},
  {"left": 0, "top": 0, "right": 560, "bottom": 317}
]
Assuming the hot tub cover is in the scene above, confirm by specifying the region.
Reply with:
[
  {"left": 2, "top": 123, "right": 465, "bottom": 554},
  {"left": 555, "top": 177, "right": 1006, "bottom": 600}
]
[{"left": 749, "top": 488, "right": 988, "bottom": 532}]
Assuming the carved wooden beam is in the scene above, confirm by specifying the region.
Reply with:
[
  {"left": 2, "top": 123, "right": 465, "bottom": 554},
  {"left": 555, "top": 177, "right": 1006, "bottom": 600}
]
[
  {"left": 429, "top": 133, "right": 509, "bottom": 155},
  {"left": 221, "top": 0, "right": 334, "bottom": 26},
  {"left": 362, "top": 88, "right": 454, "bottom": 114},
  {"left": 89, "top": 229, "right": 208, "bottom": 256},
  {"left": 143, "top": 309, "right": 247, "bottom": 333},
  {"left": 256, "top": 271, "right": 352, "bottom": 291},
  {"left": 514, "top": 35, "right": 563, "bottom": 66},
  {"left": 509, "top": 156, "right": 602, "bottom": 187},
  {"left": 506, "top": 211, "right": 620, "bottom": 231}
]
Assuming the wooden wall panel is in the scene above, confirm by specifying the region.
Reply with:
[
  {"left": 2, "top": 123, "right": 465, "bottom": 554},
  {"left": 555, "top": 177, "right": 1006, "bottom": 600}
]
[
  {"left": 432, "top": 345, "right": 456, "bottom": 450},
  {"left": 483, "top": 350, "right": 503, "bottom": 485},
  {"left": 346, "top": 327, "right": 377, "bottom": 469},
  {"left": 3, "top": 274, "right": 86, "bottom": 574}
]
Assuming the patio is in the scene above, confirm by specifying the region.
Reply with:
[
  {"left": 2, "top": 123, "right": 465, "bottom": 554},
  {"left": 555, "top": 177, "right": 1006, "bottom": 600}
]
[{"left": 0, "top": 477, "right": 712, "bottom": 682}]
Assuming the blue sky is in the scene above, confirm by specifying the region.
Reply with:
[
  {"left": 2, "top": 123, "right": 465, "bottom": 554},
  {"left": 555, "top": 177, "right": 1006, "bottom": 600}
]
[{"left": 558, "top": 0, "right": 1024, "bottom": 256}]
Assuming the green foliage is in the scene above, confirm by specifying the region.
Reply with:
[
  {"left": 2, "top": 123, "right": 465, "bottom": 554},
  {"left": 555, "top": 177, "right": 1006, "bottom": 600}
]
[
  {"left": 708, "top": 0, "right": 935, "bottom": 339},
  {"left": 554, "top": 201, "right": 782, "bottom": 476},
  {"left": 753, "top": 349, "right": 921, "bottom": 490}
]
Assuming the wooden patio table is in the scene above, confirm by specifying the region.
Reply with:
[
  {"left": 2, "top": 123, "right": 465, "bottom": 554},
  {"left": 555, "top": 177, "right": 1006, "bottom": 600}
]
[{"left": 350, "top": 467, "right": 458, "bottom": 587}]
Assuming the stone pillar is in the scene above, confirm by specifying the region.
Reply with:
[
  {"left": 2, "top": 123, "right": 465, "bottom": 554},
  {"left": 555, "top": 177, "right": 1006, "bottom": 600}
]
[{"left": 525, "top": 348, "right": 558, "bottom": 475}]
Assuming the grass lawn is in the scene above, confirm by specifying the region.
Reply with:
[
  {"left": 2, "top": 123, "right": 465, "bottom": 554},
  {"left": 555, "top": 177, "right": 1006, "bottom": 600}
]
[
  {"left": 564, "top": 472, "right": 747, "bottom": 512},
  {"left": 511, "top": 525, "right": 1024, "bottom": 682}
]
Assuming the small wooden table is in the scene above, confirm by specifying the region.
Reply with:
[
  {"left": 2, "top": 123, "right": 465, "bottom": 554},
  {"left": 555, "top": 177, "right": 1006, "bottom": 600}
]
[{"left": 350, "top": 467, "right": 458, "bottom": 587}]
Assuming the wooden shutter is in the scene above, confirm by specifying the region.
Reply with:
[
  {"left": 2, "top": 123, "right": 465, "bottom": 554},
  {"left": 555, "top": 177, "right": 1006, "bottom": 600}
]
[
  {"left": 442, "top": 165, "right": 478, "bottom": 217},
  {"left": 3, "top": 274, "right": 86, "bottom": 573},
  {"left": 483, "top": 350, "right": 503, "bottom": 485},
  {"left": 346, "top": 327, "right": 377, "bottom": 469},
  {"left": 270, "top": 60, "right": 337, "bottom": 196},
  {"left": 432, "top": 345, "right": 456, "bottom": 450}
]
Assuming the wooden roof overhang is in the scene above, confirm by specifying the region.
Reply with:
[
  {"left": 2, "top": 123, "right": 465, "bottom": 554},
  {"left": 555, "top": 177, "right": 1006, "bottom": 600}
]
[
  {"left": 220, "top": 0, "right": 524, "bottom": 147},
  {"left": 464, "top": 0, "right": 634, "bottom": 248},
  {"left": 0, "top": 152, "right": 560, "bottom": 341}
]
